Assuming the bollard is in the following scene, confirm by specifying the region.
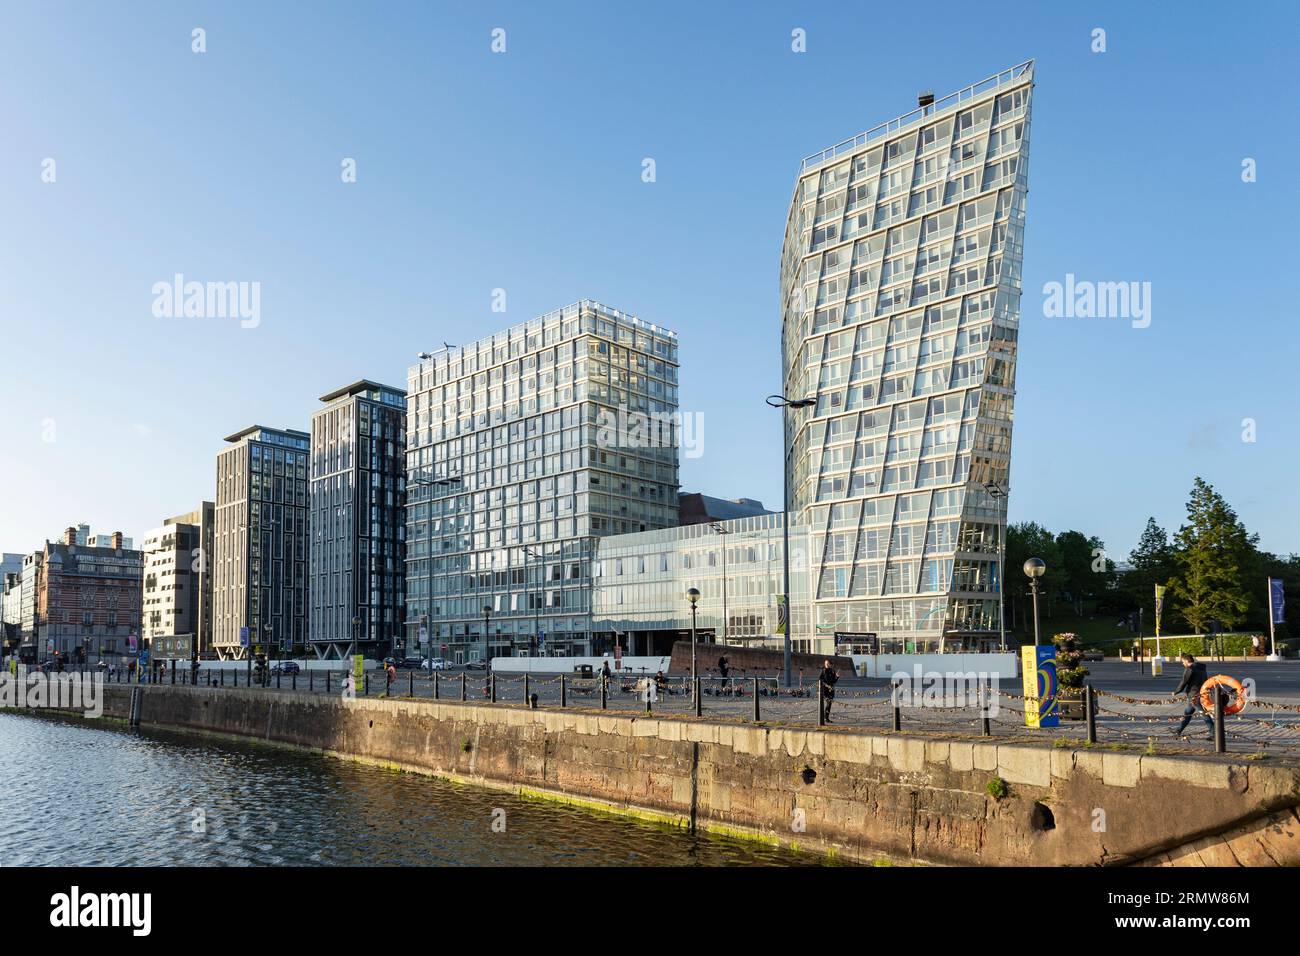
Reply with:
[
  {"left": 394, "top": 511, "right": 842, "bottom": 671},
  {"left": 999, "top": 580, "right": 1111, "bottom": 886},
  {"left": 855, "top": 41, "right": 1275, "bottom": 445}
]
[
  {"left": 693, "top": 677, "right": 702, "bottom": 717},
  {"left": 277, "top": 670, "right": 282, "bottom": 690},
  {"left": 490, "top": 673, "right": 497, "bottom": 703},
  {"left": 560, "top": 674, "right": 567, "bottom": 708},
  {"left": 325, "top": 670, "right": 331, "bottom": 694},
  {"left": 220, "top": 668, "right": 225, "bottom": 687},
  {"left": 530, "top": 693, "right": 538, "bottom": 710},
  {"left": 892, "top": 699, "right": 901, "bottom": 732},
  {"left": 292, "top": 670, "right": 298, "bottom": 692},
  {"left": 408, "top": 671, "right": 414, "bottom": 697},
  {"left": 171, "top": 664, "right": 176, "bottom": 685},
  {"left": 817, "top": 680, "right": 825, "bottom": 727},
  {"left": 1214, "top": 688, "right": 1226, "bottom": 753},
  {"left": 461, "top": 672, "right": 467, "bottom": 702},
  {"left": 601, "top": 673, "right": 608, "bottom": 710},
  {"left": 1085, "top": 685, "right": 1097, "bottom": 745},
  {"left": 434, "top": 671, "right": 440, "bottom": 700},
  {"left": 364, "top": 673, "right": 369, "bottom": 696},
  {"left": 981, "top": 684, "right": 991, "bottom": 737},
  {"left": 753, "top": 677, "right": 761, "bottom": 721},
  {"left": 309, "top": 669, "right": 313, "bottom": 693},
  {"left": 524, "top": 674, "right": 530, "bottom": 706}
]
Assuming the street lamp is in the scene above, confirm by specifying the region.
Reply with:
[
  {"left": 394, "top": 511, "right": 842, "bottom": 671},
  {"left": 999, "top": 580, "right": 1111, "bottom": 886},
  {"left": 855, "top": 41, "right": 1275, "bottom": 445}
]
[
  {"left": 482, "top": 605, "right": 492, "bottom": 664},
  {"left": 766, "top": 394, "right": 816, "bottom": 687},
  {"left": 686, "top": 588, "right": 700, "bottom": 686},
  {"left": 708, "top": 523, "right": 731, "bottom": 647},
  {"left": 1023, "top": 557, "right": 1046, "bottom": 647},
  {"left": 984, "top": 480, "right": 1008, "bottom": 653}
]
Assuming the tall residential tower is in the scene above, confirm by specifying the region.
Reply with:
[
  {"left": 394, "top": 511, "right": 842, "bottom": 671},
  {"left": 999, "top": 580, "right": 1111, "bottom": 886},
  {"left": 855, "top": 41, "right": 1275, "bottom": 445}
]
[
  {"left": 779, "top": 62, "right": 1033, "bottom": 653},
  {"left": 405, "top": 300, "right": 680, "bottom": 662},
  {"left": 310, "top": 380, "right": 407, "bottom": 660}
]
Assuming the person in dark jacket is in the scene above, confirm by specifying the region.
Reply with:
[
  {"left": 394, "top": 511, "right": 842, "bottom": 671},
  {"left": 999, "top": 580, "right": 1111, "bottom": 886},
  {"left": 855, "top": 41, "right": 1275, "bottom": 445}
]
[
  {"left": 1170, "top": 653, "right": 1214, "bottom": 737},
  {"left": 818, "top": 660, "right": 839, "bottom": 723}
]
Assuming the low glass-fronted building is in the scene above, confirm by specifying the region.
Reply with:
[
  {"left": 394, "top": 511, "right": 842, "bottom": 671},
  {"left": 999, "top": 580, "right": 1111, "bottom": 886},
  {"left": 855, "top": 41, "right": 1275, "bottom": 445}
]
[{"left": 591, "top": 513, "right": 813, "bottom": 656}]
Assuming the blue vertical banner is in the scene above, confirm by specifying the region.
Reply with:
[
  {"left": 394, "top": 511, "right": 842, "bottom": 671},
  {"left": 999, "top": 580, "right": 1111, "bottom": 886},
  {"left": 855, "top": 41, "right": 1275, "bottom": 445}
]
[
  {"left": 1020, "top": 645, "right": 1059, "bottom": 728},
  {"left": 1269, "top": 578, "right": 1286, "bottom": 625}
]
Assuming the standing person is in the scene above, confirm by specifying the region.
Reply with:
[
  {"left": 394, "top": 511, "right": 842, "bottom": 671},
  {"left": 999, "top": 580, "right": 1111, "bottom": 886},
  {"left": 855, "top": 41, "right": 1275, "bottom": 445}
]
[
  {"left": 385, "top": 660, "right": 397, "bottom": 697},
  {"left": 818, "top": 660, "right": 839, "bottom": 724},
  {"left": 341, "top": 670, "right": 355, "bottom": 699},
  {"left": 717, "top": 653, "right": 730, "bottom": 695},
  {"left": 1170, "top": 652, "right": 1215, "bottom": 738}
]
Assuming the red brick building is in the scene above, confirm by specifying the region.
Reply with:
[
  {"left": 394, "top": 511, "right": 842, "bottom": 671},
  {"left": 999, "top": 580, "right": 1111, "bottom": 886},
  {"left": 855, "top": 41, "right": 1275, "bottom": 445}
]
[{"left": 36, "top": 526, "right": 143, "bottom": 661}]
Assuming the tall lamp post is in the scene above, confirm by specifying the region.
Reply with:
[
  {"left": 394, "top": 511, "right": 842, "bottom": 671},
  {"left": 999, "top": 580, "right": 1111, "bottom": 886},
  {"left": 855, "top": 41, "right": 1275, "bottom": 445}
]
[
  {"left": 1024, "top": 557, "right": 1046, "bottom": 647},
  {"left": 708, "top": 523, "right": 731, "bottom": 647},
  {"left": 766, "top": 394, "right": 816, "bottom": 688},
  {"left": 482, "top": 605, "right": 492, "bottom": 664},
  {"left": 686, "top": 588, "right": 700, "bottom": 686},
  {"left": 984, "top": 480, "right": 1008, "bottom": 652}
]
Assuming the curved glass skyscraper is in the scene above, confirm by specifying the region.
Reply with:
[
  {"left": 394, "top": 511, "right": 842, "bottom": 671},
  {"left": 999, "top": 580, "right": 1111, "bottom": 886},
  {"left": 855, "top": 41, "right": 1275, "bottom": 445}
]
[{"left": 780, "top": 61, "right": 1034, "bottom": 653}]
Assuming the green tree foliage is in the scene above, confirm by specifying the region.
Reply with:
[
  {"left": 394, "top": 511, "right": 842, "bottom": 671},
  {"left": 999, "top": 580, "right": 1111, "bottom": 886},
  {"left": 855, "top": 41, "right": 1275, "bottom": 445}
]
[
  {"left": 1169, "top": 478, "right": 1256, "bottom": 634},
  {"left": 1125, "top": 517, "right": 1177, "bottom": 628}
]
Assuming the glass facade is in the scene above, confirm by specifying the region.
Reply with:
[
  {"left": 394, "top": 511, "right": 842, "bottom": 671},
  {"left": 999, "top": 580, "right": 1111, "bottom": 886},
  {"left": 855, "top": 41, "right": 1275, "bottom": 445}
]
[
  {"left": 780, "top": 62, "right": 1033, "bottom": 652},
  {"left": 310, "top": 381, "right": 407, "bottom": 659},
  {"left": 591, "top": 513, "right": 814, "bottom": 655},
  {"left": 404, "top": 300, "right": 680, "bottom": 661},
  {"left": 213, "top": 426, "right": 310, "bottom": 659}
]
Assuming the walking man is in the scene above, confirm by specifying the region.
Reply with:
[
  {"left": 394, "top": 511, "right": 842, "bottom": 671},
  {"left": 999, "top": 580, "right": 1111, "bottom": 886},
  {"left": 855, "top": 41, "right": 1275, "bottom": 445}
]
[
  {"left": 385, "top": 659, "right": 397, "bottom": 697},
  {"left": 818, "top": 659, "right": 839, "bottom": 724},
  {"left": 1170, "top": 652, "right": 1214, "bottom": 739}
]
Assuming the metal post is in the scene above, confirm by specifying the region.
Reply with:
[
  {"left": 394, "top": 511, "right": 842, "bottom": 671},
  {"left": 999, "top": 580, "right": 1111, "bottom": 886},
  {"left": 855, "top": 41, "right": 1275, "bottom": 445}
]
[
  {"left": 817, "top": 678, "right": 825, "bottom": 727},
  {"left": 600, "top": 672, "right": 607, "bottom": 710},
  {"left": 276, "top": 669, "right": 281, "bottom": 690},
  {"left": 408, "top": 671, "right": 414, "bottom": 697},
  {"left": 780, "top": 404, "right": 793, "bottom": 688},
  {"left": 461, "top": 672, "right": 467, "bottom": 702},
  {"left": 1085, "top": 684, "right": 1097, "bottom": 745},
  {"left": 310, "top": 669, "right": 314, "bottom": 693},
  {"left": 434, "top": 671, "right": 440, "bottom": 700},
  {"left": 560, "top": 674, "right": 566, "bottom": 708},
  {"left": 1030, "top": 578, "right": 1041, "bottom": 647},
  {"left": 292, "top": 670, "right": 297, "bottom": 692},
  {"left": 523, "top": 674, "right": 530, "bottom": 706},
  {"left": 1214, "top": 689, "right": 1226, "bottom": 753},
  {"left": 981, "top": 683, "right": 991, "bottom": 737},
  {"left": 326, "top": 670, "right": 331, "bottom": 694},
  {"left": 490, "top": 673, "right": 497, "bottom": 703},
  {"left": 689, "top": 603, "right": 698, "bottom": 688},
  {"left": 693, "top": 677, "right": 702, "bottom": 717},
  {"left": 364, "top": 672, "right": 369, "bottom": 696},
  {"left": 752, "top": 676, "right": 760, "bottom": 721},
  {"left": 892, "top": 699, "right": 901, "bottom": 731}
]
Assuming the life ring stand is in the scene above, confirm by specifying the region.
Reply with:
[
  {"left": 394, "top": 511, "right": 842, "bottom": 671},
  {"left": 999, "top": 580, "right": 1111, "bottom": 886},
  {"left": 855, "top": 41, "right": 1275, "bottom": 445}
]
[{"left": 1200, "top": 675, "right": 1247, "bottom": 715}]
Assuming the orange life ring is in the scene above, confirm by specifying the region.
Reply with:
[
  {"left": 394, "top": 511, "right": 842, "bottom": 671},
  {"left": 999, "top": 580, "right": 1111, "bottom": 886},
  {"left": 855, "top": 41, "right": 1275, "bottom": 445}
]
[{"left": 1200, "top": 675, "right": 1247, "bottom": 715}]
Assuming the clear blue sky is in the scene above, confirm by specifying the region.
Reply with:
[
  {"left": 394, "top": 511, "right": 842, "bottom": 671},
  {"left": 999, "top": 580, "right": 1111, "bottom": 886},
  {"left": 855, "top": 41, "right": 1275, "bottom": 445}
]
[{"left": 2, "top": 1, "right": 1297, "bottom": 561}]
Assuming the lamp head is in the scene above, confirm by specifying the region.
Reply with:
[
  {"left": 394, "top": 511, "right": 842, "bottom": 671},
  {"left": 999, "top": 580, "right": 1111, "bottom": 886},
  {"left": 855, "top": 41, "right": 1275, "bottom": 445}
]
[
  {"left": 1023, "top": 557, "right": 1046, "bottom": 579},
  {"left": 686, "top": 587, "right": 700, "bottom": 607}
]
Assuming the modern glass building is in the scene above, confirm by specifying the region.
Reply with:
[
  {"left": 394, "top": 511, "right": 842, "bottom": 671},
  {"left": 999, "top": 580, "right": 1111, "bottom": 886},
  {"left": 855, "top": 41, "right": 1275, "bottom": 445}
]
[
  {"left": 591, "top": 513, "right": 812, "bottom": 657},
  {"left": 405, "top": 300, "right": 680, "bottom": 662},
  {"left": 779, "top": 61, "right": 1033, "bottom": 653},
  {"left": 310, "top": 380, "right": 407, "bottom": 660},
  {"left": 212, "top": 426, "right": 311, "bottom": 659}
]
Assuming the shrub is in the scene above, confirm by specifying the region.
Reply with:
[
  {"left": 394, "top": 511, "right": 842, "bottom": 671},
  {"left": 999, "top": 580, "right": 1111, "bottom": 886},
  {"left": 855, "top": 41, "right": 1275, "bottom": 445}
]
[{"left": 985, "top": 776, "right": 1008, "bottom": 800}]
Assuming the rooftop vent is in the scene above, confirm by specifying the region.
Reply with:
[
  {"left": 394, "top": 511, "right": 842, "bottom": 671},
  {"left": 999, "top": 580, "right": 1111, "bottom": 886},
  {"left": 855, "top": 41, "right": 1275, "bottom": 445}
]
[{"left": 918, "top": 90, "right": 935, "bottom": 110}]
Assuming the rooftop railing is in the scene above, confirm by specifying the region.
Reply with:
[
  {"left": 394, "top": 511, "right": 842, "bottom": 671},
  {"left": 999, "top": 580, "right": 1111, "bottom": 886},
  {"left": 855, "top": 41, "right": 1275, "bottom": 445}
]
[{"left": 798, "top": 60, "right": 1034, "bottom": 176}]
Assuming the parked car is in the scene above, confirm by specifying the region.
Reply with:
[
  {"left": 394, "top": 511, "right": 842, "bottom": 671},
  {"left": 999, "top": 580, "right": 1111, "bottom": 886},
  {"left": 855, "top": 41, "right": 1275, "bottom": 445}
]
[
  {"left": 396, "top": 657, "right": 423, "bottom": 669},
  {"left": 421, "top": 658, "right": 451, "bottom": 670},
  {"left": 465, "top": 659, "right": 488, "bottom": 670},
  {"left": 270, "top": 661, "right": 301, "bottom": 676},
  {"left": 1081, "top": 649, "right": 1105, "bottom": 662}
]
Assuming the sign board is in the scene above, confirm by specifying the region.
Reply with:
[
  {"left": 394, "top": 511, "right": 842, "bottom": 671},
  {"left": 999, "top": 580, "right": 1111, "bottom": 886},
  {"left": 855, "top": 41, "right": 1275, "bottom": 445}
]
[
  {"left": 153, "top": 635, "right": 193, "bottom": 659},
  {"left": 239, "top": 626, "right": 250, "bottom": 648},
  {"left": 418, "top": 625, "right": 428, "bottom": 650},
  {"left": 1020, "top": 645, "right": 1059, "bottom": 728},
  {"left": 352, "top": 654, "right": 364, "bottom": 685},
  {"left": 538, "top": 630, "right": 545, "bottom": 650},
  {"left": 835, "top": 631, "right": 878, "bottom": 653}
]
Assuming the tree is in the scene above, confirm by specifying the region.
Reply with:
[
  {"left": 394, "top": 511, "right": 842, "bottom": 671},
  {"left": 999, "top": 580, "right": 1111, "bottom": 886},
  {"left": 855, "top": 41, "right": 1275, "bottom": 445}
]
[
  {"left": 1055, "top": 530, "right": 1113, "bottom": 612},
  {"left": 1124, "top": 517, "right": 1177, "bottom": 629},
  {"left": 1169, "top": 478, "right": 1256, "bottom": 634},
  {"left": 1006, "top": 521, "right": 1062, "bottom": 627}
]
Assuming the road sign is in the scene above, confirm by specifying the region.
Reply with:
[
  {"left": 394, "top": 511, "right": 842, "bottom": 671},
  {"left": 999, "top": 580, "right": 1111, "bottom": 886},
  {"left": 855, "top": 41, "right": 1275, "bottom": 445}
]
[
  {"left": 239, "top": 626, "right": 250, "bottom": 648},
  {"left": 538, "top": 630, "right": 545, "bottom": 649}
]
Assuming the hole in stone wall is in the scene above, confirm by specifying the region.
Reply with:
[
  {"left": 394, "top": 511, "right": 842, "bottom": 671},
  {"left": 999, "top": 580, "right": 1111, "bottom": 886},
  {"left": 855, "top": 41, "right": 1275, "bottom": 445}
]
[
  {"left": 801, "top": 767, "right": 817, "bottom": 785},
  {"left": 1031, "top": 802, "right": 1056, "bottom": 831}
]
